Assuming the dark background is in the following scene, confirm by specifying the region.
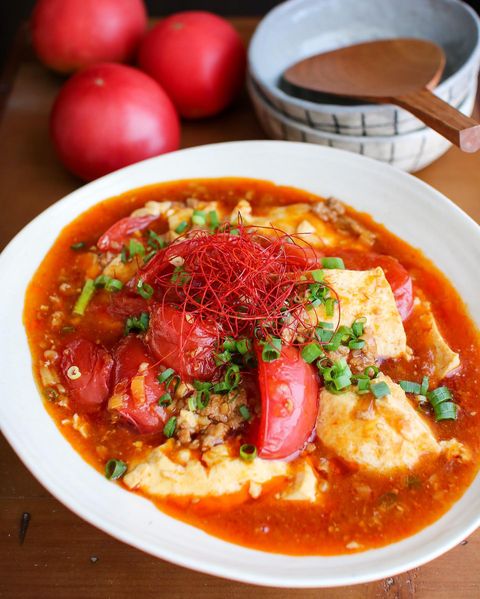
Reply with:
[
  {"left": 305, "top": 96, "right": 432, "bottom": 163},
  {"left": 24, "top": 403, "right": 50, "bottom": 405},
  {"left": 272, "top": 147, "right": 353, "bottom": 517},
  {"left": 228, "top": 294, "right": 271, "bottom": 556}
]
[
  {"left": 0, "top": 0, "right": 281, "bottom": 70},
  {"left": 1, "top": 0, "right": 479, "bottom": 71}
]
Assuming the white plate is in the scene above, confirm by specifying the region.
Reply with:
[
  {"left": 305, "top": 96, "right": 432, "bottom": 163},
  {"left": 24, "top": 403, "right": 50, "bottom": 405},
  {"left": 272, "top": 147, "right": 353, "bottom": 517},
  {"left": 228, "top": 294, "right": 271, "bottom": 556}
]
[{"left": 1, "top": 141, "right": 479, "bottom": 588}]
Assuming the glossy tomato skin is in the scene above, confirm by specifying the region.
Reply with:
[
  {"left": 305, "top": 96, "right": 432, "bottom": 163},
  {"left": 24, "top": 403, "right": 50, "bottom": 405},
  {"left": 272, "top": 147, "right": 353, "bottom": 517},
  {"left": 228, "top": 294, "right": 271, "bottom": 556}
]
[
  {"left": 50, "top": 63, "right": 180, "bottom": 181},
  {"left": 112, "top": 335, "right": 166, "bottom": 434},
  {"left": 60, "top": 339, "right": 113, "bottom": 413},
  {"left": 31, "top": 0, "right": 147, "bottom": 74},
  {"left": 329, "top": 249, "right": 414, "bottom": 321},
  {"left": 255, "top": 344, "right": 319, "bottom": 460},
  {"left": 97, "top": 214, "right": 158, "bottom": 251},
  {"left": 138, "top": 11, "right": 246, "bottom": 118},
  {"left": 147, "top": 304, "right": 218, "bottom": 382}
]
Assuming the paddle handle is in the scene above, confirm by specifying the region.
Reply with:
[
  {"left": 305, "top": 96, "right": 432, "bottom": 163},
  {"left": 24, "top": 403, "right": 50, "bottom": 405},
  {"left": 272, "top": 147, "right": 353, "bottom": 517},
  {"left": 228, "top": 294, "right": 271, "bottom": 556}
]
[{"left": 394, "top": 89, "right": 480, "bottom": 153}]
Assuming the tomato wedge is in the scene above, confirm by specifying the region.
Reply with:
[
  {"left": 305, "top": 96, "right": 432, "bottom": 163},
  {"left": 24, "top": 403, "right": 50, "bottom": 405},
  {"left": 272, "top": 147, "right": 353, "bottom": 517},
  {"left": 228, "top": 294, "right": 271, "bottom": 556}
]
[
  {"left": 112, "top": 335, "right": 166, "bottom": 434},
  {"left": 255, "top": 344, "right": 319, "bottom": 460},
  {"left": 97, "top": 214, "right": 158, "bottom": 251},
  {"left": 328, "top": 249, "right": 414, "bottom": 320},
  {"left": 60, "top": 339, "right": 113, "bottom": 413},
  {"left": 147, "top": 304, "right": 218, "bottom": 382}
]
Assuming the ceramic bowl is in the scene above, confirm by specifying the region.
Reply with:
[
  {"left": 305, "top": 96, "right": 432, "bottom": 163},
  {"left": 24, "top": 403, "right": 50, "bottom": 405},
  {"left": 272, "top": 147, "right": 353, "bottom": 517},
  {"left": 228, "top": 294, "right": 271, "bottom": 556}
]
[
  {"left": 1, "top": 141, "right": 479, "bottom": 587},
  {"left": 248, "top": 0, "right": 480, "bottom": 136},
  {"left": 249, "top": 76, "right": 478, "bottom": 172}
]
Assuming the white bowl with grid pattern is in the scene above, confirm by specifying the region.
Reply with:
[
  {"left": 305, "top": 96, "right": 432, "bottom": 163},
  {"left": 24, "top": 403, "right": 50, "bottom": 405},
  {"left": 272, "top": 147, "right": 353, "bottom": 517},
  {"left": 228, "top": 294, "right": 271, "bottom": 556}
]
[{"left": 248, "top": 75, "right": 478, "bottom": 172}]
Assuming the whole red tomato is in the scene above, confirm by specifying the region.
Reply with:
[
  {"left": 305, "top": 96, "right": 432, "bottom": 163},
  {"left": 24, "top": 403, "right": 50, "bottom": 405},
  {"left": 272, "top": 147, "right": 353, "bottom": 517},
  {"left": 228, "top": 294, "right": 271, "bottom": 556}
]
[
  {"left": 50, "top": 63, "right": 180, "bottom": 181},
  {"left": 138, "top": 11, "right": 246, "bottom": 118},
  {"left": 31, "top": 0, "right": 147, "bottom": 74}
]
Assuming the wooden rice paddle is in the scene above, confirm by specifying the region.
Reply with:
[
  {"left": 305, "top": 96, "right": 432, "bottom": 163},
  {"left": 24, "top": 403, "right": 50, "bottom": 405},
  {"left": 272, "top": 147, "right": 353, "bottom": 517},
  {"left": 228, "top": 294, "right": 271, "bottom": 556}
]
[{"left": 283, "top": 39, "right": 480, "bottom": 152}]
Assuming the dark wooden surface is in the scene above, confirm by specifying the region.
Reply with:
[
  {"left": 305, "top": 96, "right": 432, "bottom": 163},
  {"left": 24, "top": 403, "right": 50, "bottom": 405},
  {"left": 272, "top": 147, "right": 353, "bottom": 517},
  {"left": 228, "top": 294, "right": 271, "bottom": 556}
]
[{"left": 1, "top": 18, "right": 480, "bottom": 599}]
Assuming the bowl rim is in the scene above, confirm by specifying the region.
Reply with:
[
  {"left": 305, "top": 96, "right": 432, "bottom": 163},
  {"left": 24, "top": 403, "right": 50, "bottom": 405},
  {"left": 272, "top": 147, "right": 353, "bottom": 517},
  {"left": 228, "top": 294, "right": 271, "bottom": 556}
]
[
  {"left": 1, "top": 141, "right": 480, "bottom": 588},
  {"left": 248, "top": 76, "right": 477, "bottom": 142},
  {"left": 248, "top": 0, "right": 480, "bottom": 115}
]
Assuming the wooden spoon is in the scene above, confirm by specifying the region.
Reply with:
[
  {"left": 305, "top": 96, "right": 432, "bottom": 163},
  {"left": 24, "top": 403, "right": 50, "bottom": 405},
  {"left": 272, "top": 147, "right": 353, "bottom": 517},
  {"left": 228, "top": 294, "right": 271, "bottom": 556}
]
[{"left": 283, "top": 39, "right": 480, "bottom": 152}]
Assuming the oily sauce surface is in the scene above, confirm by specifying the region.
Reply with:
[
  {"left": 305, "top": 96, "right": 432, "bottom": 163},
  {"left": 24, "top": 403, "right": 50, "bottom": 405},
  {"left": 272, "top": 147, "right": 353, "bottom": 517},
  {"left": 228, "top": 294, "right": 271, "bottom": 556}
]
[{"left": 24, "top": 178, "right": 480, "bottom": 555}]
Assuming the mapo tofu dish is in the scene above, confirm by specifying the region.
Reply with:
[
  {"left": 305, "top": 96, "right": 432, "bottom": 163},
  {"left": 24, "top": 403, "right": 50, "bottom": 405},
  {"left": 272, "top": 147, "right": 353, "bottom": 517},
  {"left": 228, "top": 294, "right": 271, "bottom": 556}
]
[{"left": 24, "top": 178, "right": 480, "bottom": 555}]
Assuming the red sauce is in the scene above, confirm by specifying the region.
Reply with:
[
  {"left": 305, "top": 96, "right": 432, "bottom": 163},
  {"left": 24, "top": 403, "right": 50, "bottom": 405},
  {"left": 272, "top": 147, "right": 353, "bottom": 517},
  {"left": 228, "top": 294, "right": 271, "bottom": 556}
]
[{"left": 23, "top": 178, "right": 480, "bottom": 555}]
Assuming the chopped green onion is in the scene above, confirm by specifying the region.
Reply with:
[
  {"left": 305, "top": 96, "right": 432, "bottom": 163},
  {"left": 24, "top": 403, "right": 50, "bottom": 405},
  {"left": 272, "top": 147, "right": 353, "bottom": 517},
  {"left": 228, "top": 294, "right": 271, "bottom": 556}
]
[
  {"left": 157, "top": 368, "right": 175, "bottom": 384},
  {"left": 322, "top": 257, "right": 345, "bottom": 269},
  {"left": 70, "top": 241, "right": 86, "bottom": 251},
  {"left": 192, "top": 210, "right": 206, "bottom": 225},
  {"left": 351, "top": 317, "right": 367, "bottom": 338},
  {"left": 310, "top": 269, "right": 324, "bottom": 282},
  {"left": 136, "top": 278, "right": 154, "bottom": 300},
  {"left": 333, "top": 374, "right": 351, "bottom": 390},
  {"left": 239, "top": 405, "right": 251, "bottom": 421},
  {"left": 94, "top": 275, "right": 123, "bottom": 293},
  {"left": 225, "top": 364, "right": 241, "bottom": 390},
  {"left": 236, "top": 338, "right": 251, "bottom": 355},
  {"left": 163, "top": 416, "right": 177, "bottom": 438},
  {"left": 433, "top": 401, "right": 458, "bottom": 421},
  {"left": 239, "top": 444, "right": 257, "bottom": 461},
  {"left": 175, "top": 220, "right": 189, "bottom": 234},
  {"left": 213, "top": 381, "right": 230, "bottom": 393},
  {"left": 427, "top": 386, "right": 452, "bottom": 407},
  {"left": 105, "top": 459, "right": 127, "bottom": 480},
  {"left": 357, "top": 377, "right": 371, "bottom": 394},
  {"left": 120, "top": 246, "right": 128, "bottom": 263},
  {"left": 207, "top": 210, "right": 220, "bottom": 229},
  {"left": 143, "top": 249, "right": 157, "bottom": 264},
  {"left": 260, "top": 338, "right": 282, "bottom": 362},
  {"left": 216, "top": 350, "right": 232, "bottom": 365},
  {"left": 348, "top": 339, "right": 365, "bottom": 350},
  {"left": 124, "top": 312, "right": 149, "bottom": 335},
  {"left": 187, "top": 395, "right": 196, "bottom": 411},
  {"left": 420, "top": 376, "right": 429, "bottom": 396},
  {"left": 364, "top": 365, "right": 380, "bottom": 378},
  {"left": 223, "top": 337, "right": 236, "bottom": 351},
  {"left": 230, "top": 228, "right": 239, "bottom": 236},
  {"left": 324, "top": 297, "right": 336, "bottom": 317},
  {"left": 158, "top": 392, "right": 172, "bottom": 406},
  {"left": 171, "top": 265, "right": 190, "bottom": 285},
  {"left": 147, "top": 229, "right": 165, "bottom": 250},
  {"left": 128, "top": 238, "right": 145, "bottom": 258},
  {"left": 399, "top": 380, "right": 422, "bottom": 394},
  {"left": 301, "top": 342, "right": 324, "bottom": 364},
  {"left": 370, "top": 381, "right": 390, "bottom": 399},
  {"left": 165, "top": 374, "right": 181, "bottom": 394},
  {"left": 73, "top": 279, "right": 95, "bottom": 316},
  {"left": 317, "top": 321, "right": 334, "bottom": 330},
  {"left": 316, "top": 327, "right": 334, "bottom": 343}
]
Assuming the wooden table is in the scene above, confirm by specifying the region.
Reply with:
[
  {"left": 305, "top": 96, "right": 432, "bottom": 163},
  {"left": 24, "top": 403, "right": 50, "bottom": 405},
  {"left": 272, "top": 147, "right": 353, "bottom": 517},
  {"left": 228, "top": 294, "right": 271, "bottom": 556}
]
[{"left": 1, "top": 18, "right": 479, "bottom": 599}]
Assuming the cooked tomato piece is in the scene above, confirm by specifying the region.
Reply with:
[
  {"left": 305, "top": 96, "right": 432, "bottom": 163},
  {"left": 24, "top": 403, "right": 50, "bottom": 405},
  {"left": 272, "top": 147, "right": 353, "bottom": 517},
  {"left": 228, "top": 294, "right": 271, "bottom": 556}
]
[
  {"left": 283, "top": 243, "right": 323, "bottom": 270},
  {"left": 111, "top": 335, "right": 166, "bottom": 434},
  {"left": 254, "top": 344, "right": 319, "bottom": 460},
  {"left": 60, "top": 339, "right": 113, "bottom": 413},
  {"left": 147, "top": 304, "right": 218, "bottom": 381},
  {"left": 329, "top": 249, "right": 414, "bottom": 320},
  {"left": 107, "top": 291, "right": 149, "bottom": 319},
  {"left": 97, "top": 214, "right": 158, "bottom": 251}
]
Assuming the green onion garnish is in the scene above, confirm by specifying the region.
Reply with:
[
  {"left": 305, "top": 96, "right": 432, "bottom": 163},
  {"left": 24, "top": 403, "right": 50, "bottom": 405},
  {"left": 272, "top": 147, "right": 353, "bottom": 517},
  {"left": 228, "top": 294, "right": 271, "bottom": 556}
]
[
  {"left": 351, "top": 317, "right": 366, "bottom": 338},
  {"left": 301, "top": 342, "right": 324, "bottom": 364},
  {"left": 175, "top": 220, "right": 189, "bottom": 234},
  {"left": 324, "top": 297, "right": 336, "bottom": 317},
  {"left": 364, "top": 365, "right": 379, "bottom": 378},
  {"left": 225, "top": 364, "right": 241, "bottom": 389},
  {"left": 157, "top": 368, "right": 175, "bottom": 384},
  {"left": 128, "top": 238, "right": 145, "bottom": 258},
  {"left": 207, "top": 211, "right": 220, "bottom": 229},
  {"left": 370, "top": 381, "right": 390, "bottom": 399},
  {"left": 399, "top": 380, "right": 422, "bottom": 394},
  {"left": 310, "top": 269, "right": 324, "bottom": 282},
  {"left": 124, "top": 312, "right": 149, "bottom": 335},
  {"left": 120, "top": 246, "right": 128, "bottom": 263},
  {"left": 348, "top": 339, "right": 365, "bottom": 350},
  {"left": 215, "top": 350, "right": 231, "bottom": 365},
  {"left": 70, "top": 241, "right": 86, "bottom": 251},
  {"left": 427, "top": 386, "right": 452, "bottom": 406},
  {"left": 158, "top": 392, "right": 172, "bottom": 406},
  {"left": 223, "top": 337, "right": 236, "bottom": 351},
  {"left": 94, "top": 275, "right": 123, "bottom": 293},
  {"left": 260, "top": 338, "right": 282, "bottom": 362},
  {"left": 136, "top": 278, "right": 154, "bottom": 300},
  {"left": 147, "top": 229, "right": 165, "bottom": 250},
  {"left": 433, "top": 401, "right": 458, "bottom": 421},
  {"left": 192, "top": 210, "right": 206, "bottom": 225},
  {"left": 322, "top": 257, "right": 345, "bottom": 269},
  {"left": 239, "top": 444, "right": 257, "bottom": 461},
  {"left": 105, "top": 459, "right": 127, "bottom": 480},
  {"left": 420, "top": 376, "right": 429, "bottom": 396},
  {"left": 236, "top": 338, "right": 251, "bottom": 355},
  {"left": 239, "top": 405, "right": 251, "bottom": 421},
  {"left": 163, "top": 416, "right": 177, "bottom": 438},
  {"left": 73, "top": 279, "right": 95, "bottom": 316}
]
